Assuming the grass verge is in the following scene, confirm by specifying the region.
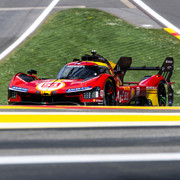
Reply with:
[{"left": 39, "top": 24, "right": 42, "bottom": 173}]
[{"left": 0, "top": 8, "right": 179, "bottom": 105}]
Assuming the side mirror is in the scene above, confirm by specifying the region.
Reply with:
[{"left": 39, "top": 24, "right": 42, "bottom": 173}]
[{"left": 27, "top": 70, "right": 37, "bottom": 75}]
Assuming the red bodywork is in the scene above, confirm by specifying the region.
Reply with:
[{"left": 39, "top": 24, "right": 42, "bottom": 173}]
[{"left": 8, "top": 52, "right": 174, "bottom": 106}]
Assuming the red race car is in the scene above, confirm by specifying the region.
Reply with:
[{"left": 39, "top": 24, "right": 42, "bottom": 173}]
[{"left": 8, "top": 50, "right": 174, "bottom": 106}]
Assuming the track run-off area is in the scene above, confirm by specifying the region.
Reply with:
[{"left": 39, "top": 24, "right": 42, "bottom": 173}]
[{"left": 0, "top": 105, "right": 180, "bottom": 129}]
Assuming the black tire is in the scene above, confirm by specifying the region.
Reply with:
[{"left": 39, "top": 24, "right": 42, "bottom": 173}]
[
  {"left": 103, "top": 78, "right": 116, "bottom": 106},
  {"left": 157, "top": 81, "right": 166, "bottom": 106}
]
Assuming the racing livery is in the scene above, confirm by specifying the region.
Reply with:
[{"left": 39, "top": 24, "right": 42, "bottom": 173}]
[{"left": 8, "top": 51, "right": 174, "bottom": 106}]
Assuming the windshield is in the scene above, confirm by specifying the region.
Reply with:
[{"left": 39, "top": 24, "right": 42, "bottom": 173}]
[{"left": 57, "top": 65, "right": 110, "bottom": 79}]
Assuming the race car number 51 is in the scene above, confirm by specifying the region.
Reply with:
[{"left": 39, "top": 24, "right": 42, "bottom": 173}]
[{"left": 36, "top": 81, "right": 65, "bottom": 91}]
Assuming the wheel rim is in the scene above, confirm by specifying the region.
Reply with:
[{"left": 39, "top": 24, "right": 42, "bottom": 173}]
[
  {"left": 158, "top": 82, "right": 166, "bottom": 106},
  {"left": 104, "top": 79, "right": 115, "bottom": 106}
]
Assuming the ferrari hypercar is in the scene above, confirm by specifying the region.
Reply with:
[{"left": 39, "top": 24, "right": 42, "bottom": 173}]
[{"left": 8, "top": 50, "right": 174, "bottom": 106}]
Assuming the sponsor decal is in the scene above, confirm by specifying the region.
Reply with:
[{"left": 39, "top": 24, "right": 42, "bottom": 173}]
[
  {"left": 66, "top": 86, "right": 92, "bottom": 93},
  {"left": 41, "top": 91, "right": 51, "bottom": 96},
  {"left": 165, "top": 60, "right": 173, "bottom": 64},
  {"left": 130, "top": 88, "right": 135, "bottom": 98},
  {"left": 167, "top": 66, "right": 172, "bottom": 70},
  {"left": 146, "top": 86, "right": 157, "bottom": 89},
  {"left": 68, "top": 65, "right": 85, "bottom": 68},
  {"left": 37, "top": 81, "right": 65, "bottom": 91},
  {"left": 10, "top": 86, "right": 28, "bottom": 92},
  {"left": 123, "top": 86, "right": 130, "bottom": 90},
  {"left": 95, "top": 99, "right": 103, "bottom": 102}
]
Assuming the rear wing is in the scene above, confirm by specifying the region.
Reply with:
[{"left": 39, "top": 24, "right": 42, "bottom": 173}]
[
  {"left": 114, "top": 57, "right": 174, "bottom": 106},
  {"left": 114, "top": 57, "right": 174, "bottom": 81},
  {"left": 114, "top": 57, "right": 160, "bottom": 83}
]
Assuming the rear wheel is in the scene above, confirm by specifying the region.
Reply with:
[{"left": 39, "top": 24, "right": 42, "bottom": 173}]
[
  {"left": 157, "top": 81, "right": 166, "bottom": 106},
  {"left": 103, "top": 78, "right": 116, "bottom": 106}
]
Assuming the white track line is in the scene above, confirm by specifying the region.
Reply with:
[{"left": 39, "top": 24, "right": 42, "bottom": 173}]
[
  {"left": 132, "top": 0, "right": 180, "bottom": 34},
  {"left": 1, "top": 121, "right": 180, "bottom": 129},
  {"left": 0, "top": 0, "right": 61, "bottom": 61},
  {"left": 1, "top": 153, "right": 180, "bottom": 165}
]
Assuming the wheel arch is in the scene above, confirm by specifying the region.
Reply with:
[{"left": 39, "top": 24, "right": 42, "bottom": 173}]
[
  {"left": 103, "top": 76, "right": 117, "bottom": 106},
  {"left": 146, "top": 80, "right": 167, "bottom": 106}
]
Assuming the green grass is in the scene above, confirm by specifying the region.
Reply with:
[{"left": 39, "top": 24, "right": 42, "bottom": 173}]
[{"left": 0, "top": 8, "right": 180, "bottom": 105}]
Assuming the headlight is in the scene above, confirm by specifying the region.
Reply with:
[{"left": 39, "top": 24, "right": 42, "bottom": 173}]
[
  {"left": 91, "top": 88, "right": 100, "bottom": 98},
  {"left": 83, "top": 87, "right": 100, "bottom": 99}
]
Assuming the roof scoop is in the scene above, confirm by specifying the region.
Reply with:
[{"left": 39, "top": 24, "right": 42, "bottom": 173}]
[{"left": 27, "top": 70, "right": 37, "bottom": 75}]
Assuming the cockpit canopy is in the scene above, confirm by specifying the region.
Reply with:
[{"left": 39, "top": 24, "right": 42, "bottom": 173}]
[{"left": 56, "top": 65, "right": 111, "bottom": 80}]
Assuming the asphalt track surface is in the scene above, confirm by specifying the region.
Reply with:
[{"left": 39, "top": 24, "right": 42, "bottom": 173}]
[
  {"left": 0, "top": 0, "right": 50, "bottom": 53},
  {"left": 1, "top": 160, "right": 180, "bottom": 180},
  {"left": 0, "top": 0, "right": 163, "bottom": 56},
  {"left": 142, "top": 0, "right": 180, "bottom": 29},
  {"left": 0, "top": 122, "right": 180, "bottom": 156},
  {"left": 0, "top": 0, "right": 180, "bottom": 179},
  {"left": 1, "top": 126, "right": 180, "bottom": 180}
]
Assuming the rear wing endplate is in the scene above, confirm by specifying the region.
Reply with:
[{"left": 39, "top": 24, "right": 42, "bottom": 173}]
[
  {"left": 158, "top": 57, "right": 174, "bottom": 106},
  {"left": 158, "top": 57, "right": 174, "bottom": 83}
]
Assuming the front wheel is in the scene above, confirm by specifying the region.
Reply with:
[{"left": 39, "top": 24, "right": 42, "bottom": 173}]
[
  {"left": 157, "top": 81, "right": 166, "bottom": 106},
  {"left": 103, "top": 78, "right": 116, "bottom": 106}
]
